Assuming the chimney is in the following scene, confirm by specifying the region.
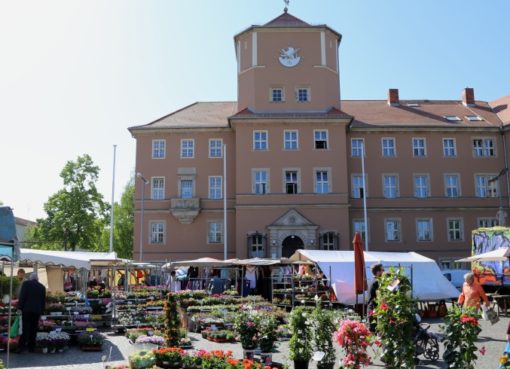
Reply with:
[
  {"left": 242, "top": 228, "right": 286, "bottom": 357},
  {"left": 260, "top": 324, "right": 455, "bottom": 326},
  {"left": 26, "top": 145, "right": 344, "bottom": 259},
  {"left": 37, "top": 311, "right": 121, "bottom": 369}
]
[
  {"left": 462, "top": 87, "right": 475, "bottom": 106},
  {"left": 388, "top": 88, "right": 399, "bottom": 106}
]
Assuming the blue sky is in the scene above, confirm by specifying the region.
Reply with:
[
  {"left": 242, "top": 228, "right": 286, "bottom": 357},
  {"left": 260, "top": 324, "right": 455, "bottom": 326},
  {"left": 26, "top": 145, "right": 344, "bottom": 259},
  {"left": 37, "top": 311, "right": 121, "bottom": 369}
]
[{"left": 1, "top": 0, "right": 509, "bottom": 220}]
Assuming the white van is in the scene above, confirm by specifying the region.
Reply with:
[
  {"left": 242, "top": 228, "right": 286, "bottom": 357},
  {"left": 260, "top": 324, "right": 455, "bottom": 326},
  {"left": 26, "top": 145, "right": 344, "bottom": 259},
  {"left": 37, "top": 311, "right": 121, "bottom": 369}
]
[{"left": 442, "top": 269, "right": 471, "bottom": 289}]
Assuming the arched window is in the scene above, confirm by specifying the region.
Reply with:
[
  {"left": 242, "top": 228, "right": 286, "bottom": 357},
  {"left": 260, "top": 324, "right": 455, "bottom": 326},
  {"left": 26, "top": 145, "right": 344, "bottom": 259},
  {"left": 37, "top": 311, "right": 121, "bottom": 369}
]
[
  {"left": 249, "top": 233, "right": 265, "bottom": 257},
  {"left": 320, "top": 232, "right": 338, "bottom": 250}
]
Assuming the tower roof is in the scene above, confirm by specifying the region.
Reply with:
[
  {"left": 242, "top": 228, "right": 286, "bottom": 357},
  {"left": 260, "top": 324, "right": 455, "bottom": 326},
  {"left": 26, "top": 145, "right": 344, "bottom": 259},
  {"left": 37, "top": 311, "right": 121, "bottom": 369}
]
[{"left": 263, "top": 12, "right": 310, "bottom": 28}]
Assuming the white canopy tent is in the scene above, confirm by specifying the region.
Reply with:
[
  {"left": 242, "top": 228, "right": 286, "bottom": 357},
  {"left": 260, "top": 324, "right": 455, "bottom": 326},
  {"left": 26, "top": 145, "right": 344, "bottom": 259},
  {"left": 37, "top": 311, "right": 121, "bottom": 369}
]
[
  {"left": 456, "top": 247, "right": 510, "bottom": 262},
  {"left": 290, "top": 249, "right": 459, "bottom": 305},
  {"left": 19, "top": 248, "right": 120, "bottom": 270}
]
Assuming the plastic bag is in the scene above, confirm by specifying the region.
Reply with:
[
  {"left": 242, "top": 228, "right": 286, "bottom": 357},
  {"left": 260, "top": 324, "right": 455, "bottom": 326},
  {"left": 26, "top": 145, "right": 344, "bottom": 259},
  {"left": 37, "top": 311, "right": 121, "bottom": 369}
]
[
  {"left": 481, "top": 305, "right": 500, "bottom": 325},
  {"left": 9, "top": 316, "right": 20, "bottom": 338}
]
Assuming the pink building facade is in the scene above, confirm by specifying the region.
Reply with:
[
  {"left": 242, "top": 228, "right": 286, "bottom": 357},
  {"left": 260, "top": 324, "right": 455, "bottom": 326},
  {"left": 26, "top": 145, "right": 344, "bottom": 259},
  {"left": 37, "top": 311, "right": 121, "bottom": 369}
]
[{"left": 129, "top": 11, "right": 510, "bottom": 266}]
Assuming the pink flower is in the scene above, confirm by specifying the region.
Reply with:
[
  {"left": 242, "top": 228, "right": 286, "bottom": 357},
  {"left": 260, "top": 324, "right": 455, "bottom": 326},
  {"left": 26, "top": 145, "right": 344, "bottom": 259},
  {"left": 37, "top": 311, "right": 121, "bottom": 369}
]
[{"left": 479, "top": 346, "right": 486, "bottom": 356}]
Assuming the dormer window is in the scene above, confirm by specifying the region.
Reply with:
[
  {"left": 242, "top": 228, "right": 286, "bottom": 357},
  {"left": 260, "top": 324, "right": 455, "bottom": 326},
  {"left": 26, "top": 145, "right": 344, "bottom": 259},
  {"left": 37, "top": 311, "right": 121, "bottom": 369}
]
[
  {"left": 270, "top": 88, "right": 284, "bottom": 102},
  {"left": 466, "top": 115, "right": 483, "bottom": 121},
  {"left": 296, "top": 88, "right": 310, "bottom": 102},
  {"left": 444, "top": 115, "right": 461, "bottom": 122}
]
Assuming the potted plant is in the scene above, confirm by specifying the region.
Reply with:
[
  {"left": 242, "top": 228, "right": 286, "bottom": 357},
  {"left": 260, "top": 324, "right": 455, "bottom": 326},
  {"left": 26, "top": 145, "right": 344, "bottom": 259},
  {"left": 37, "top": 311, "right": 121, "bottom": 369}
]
[
  {"left": 129, "top": 350, "right": 156, "bottom": 369},
  {"left": 259, "top": 315, "right": 278, "bottom": 365},
  {"left": 77, "top": 331, "right": 105, "bottom": 351},
  {"left": 36, "top": 332, "right": 49, "bottom": 353},
  {"left": 153, "top": 347, "right": 186, "bottom": 368},
  {"left": 312, "top": 305, "right": 336, "bottom": 369},
  {"left": 134, "top": 334, "right": 165, "bottom": 347},
  {"left": 289, "top": 306, "right": 313, "bottom": 369},
  {"left": 48, "top": 331, "right": 70, "bottom": 352},
  {"left": 334, "top": 319, "right": 372, "bottom": 369},
  {"left": 234, "top": 309, "right": 260, "bottom": 359},
  {"left": 164, "top": 293, "right": 182, "bottom": 347}
]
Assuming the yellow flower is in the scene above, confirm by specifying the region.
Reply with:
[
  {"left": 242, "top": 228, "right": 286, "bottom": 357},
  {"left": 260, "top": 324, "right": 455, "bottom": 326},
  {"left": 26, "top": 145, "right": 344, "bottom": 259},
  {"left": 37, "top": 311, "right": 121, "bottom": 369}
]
[{"left": 500, "top": 355, "right": 508, "bottom": 364}]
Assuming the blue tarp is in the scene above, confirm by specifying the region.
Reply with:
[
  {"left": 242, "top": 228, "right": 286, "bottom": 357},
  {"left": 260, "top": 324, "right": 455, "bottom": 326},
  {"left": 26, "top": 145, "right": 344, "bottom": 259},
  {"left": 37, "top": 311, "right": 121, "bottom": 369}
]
[{"left": 0, "top": 206, "right": 17, "bottom": 261}]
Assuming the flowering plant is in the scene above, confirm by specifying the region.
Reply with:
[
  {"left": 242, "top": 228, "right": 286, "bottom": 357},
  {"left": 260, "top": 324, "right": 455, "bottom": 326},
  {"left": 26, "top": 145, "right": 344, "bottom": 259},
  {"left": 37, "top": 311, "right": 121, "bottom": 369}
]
[
  {"left": 77, "top": 331, "right": 105, "bottom": 346},
  {"left": 288, "top": 306, "right": 313, "bottom": 362},
  {"left": 153, "top": 347, "right": 186, "bottom": 364},
  {"left": 36, "top": 332, "right": 49, "bottom": 348},
  {"left": 334, "top": 320, "right": 371, "bottom": 369},
  {"left": 442, "top": 305, "right": 482, "bottom": 369},
  {"left": 135, "top": 334, "right": 165, "bottom": 346},
  {"left": 500, "top": 352, "right": 510, "bottom": 369},
  {"left": 48, "top": 331, "right": 70, "bottom": 349},
  {"left": 312, "top": 305, "right": 337, "bottom": 369},
  {"left": 164, "top": 292, "right": 182, "bottom": 347},
  {"left": 128, "top": 350, "right": 156, "bottom": 369},
  {"left": 258, "top": 315, "right": 278, "bottom": 353},
  {"left": 234, "top": 309, "right": 260, "bottom": 349}
]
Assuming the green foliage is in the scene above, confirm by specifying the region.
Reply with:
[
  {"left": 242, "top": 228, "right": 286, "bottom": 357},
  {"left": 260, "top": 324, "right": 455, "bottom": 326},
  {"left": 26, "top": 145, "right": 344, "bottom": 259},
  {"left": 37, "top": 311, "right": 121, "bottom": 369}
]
[
  {"left": 288, "top": 306, "right": 313, "bottom": 362},
  {"left": 164, "top": 292, "right": 181, "bottom": 347},
  {"left": 441, "top": 305, "right": 482, "bottom": 369},
  {"left": 28, "top": 155, "right": 108, "bottom": 251},
  {"left": 374, "top": 267, "right": 415, "bottom": 368},
  {"left": 234, "top": 309, "right": 260, "bottom": 349},
  {"left": 259, "top": 315, "right": 278, "bottom": 352},
  {"left": 312, "top": 304, "right": 336, "bottom": 367},
  {"left": 0, "top": 276, "right": 20, "bottom": 296}
]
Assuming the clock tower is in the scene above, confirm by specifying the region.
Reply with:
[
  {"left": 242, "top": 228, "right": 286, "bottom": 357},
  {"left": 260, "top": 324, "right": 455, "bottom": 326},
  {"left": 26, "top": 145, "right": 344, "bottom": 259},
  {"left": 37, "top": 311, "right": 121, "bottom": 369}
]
[{"left": 234, "top": 11, "right": 342, "bottom": 112}]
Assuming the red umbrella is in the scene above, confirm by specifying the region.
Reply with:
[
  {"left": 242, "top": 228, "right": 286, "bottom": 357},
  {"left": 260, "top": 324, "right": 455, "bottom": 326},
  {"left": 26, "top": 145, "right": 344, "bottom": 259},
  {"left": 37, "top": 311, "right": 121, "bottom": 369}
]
[{"left": 353, "top": 232, "right": 367, "bottom": 294}]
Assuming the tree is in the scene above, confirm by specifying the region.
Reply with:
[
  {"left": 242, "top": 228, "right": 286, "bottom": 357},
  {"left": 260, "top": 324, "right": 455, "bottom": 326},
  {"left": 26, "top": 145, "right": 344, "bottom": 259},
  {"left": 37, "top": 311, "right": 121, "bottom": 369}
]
[
  {"left": 98, "top": 178, "right": 134, "bottom": 258},
  {"left": 31, "top": 155, "right": 108, "bottom": 251}
]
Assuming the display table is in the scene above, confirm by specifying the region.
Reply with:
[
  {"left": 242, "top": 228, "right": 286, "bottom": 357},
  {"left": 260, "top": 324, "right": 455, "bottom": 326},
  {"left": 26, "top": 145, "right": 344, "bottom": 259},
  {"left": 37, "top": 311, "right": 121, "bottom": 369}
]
[{"left": 490, "top": 294, "right": 510, "bottom": 316}]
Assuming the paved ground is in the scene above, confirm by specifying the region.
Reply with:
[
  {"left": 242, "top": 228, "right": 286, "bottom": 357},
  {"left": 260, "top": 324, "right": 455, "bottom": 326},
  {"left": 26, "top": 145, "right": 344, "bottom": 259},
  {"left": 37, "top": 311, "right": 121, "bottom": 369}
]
[{"left": 1, "top": 316, "right": 507, "bottom": 369}]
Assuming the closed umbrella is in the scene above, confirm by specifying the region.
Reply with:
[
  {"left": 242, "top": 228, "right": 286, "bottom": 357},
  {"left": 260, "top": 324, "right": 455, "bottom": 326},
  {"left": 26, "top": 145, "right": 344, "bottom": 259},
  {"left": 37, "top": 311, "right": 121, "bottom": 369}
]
[{"left": 353, "top": 232, "right": 367, "bottom": 294}]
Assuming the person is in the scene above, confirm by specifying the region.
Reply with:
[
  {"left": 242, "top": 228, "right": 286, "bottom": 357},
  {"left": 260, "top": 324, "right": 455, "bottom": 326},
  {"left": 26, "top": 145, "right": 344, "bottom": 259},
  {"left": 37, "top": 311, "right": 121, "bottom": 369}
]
[
  {"left": 458, "top": 271, "right": 490, "bottom": 310},
  {"left": 367, "top": 263, "right": 384, "bottom": 332},
  {"left": 167, "top": 270, "right": 181, "bottom": 293},
  {"left": 208, "top": 270, "right": 224, "bottom": 295},
  {"left": 117, "top": 272, "right": 126, "bottom": 288},
  {"left": 245, "top": 266, "right": 258, "bottom": 294},
  {"left": 15, "top": 269, "right": 26, "bottom": 298},
  {"left": 17, "top": 273, "right": 46, "bottom": 352}
]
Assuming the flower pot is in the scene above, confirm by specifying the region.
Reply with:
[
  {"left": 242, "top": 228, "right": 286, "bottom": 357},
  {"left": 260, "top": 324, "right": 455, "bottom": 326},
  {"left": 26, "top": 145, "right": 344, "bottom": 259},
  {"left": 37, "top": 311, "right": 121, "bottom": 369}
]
[
  {"left": 260, "top": 353, "right": 273, "bottom": 365},
  {"left": 243, "top": 349, "right": 255, "bottom": 360},
  {"left": 317, "top": 363, "right": 334, "bottom": 369},
  {"left": 293, "top": 360, "right": 309, "bottom": 369}
]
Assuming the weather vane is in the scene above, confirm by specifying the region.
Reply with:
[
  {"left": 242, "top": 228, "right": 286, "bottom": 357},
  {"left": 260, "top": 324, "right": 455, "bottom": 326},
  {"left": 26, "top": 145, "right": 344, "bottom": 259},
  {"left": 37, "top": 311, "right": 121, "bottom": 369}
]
[{"left": 284, "top": 0, "right": 289, "bottom": 13}]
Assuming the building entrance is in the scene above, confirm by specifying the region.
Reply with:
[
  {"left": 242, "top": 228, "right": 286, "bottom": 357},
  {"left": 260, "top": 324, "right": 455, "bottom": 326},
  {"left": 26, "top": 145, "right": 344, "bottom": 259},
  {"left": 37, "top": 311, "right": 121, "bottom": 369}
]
[{"left": 281, "top": 235, "right": 304, "bottom": 258}]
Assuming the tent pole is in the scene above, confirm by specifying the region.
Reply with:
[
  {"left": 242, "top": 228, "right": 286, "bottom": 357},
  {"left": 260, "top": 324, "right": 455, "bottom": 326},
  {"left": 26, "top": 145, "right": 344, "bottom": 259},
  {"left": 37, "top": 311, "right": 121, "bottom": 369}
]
[{"left": 6, "top": 259, "right": 14, "bottom": 368}]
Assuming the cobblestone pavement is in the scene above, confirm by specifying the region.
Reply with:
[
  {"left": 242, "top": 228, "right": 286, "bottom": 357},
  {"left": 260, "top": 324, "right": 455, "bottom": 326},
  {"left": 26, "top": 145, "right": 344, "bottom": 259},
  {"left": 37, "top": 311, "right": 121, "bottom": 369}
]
[{"left": 1, "top": 316, "right": 507, "bottom": 369}]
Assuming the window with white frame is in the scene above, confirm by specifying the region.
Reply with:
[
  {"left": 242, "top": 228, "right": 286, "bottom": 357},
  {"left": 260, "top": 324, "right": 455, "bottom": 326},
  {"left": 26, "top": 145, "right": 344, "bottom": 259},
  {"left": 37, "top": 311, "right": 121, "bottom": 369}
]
[
  {"left": 181, "top": 139, "right": 194, "bottom": 158},
  {"left": 478, "top": 218, "right": 499, "bottom": 228},
  {"left": 271, "top": 88, "right": 284, "bottom": 102},
  {"left": 209, "top": 139, "right": 223, "bottom": 158},
  {"left": 414, "top": 174, "right": 429, "bottom": 198},
  {"left": 296, "top": 88, "right": 310, "bottom": 102},
  {"left": 351, "top": 174, "right": 366, "bottom": 198},
  {"left": 412, "top": 138, "right": 426, "bottom": 157},
  {"left": 315, "top": 170, "right": 330, "bottom": 194},
  {"left": 208, "top": 176, "right": 222, "bottom": 199},
  {"left": 383, "top": 174, "right": 399, "bottom": 198},
  {"left": 208, "top": 221, "right": 223, "bottom": 243},
  {"left": 472, "top": 138, "right": 495, "bottom": 157},
  {"left": 321, "top": 232, "right": 337, "bottom": 250},
  {"left": 314, "top": 130, "right": 328, "bottom": 149},
  {"left": 447, "top": 218, "right": 463, "bottom": 241},
  {"left": 351, "top": 138, "right": 364, "bottom": 157},
  {"left": 180, "top": 179, "right": 193, "bottom": 199},
  {"left": 382, "top": 138, "right": 396, "bottom": 157},
  {"left": 353, "top": 220, "right": 368, "bottom": 243},
  {"left": 444, "top": 174, "right": 460, "bottom": 198},
  {"left": 250, "top": 233, "right": 264, "bottom": 257},
  {"left": 416, "top": 219, "right": 433, "bottom": 241},
  {"left": 475, "top": 174, "right": 498, "bottom": 197},
  {"left": 285, "top": 170, "right": 298, "bottom": 194},
  {"left": 253, "top": 130, "right": 268, "bottom": 151},
  {"left": 150, "top": 222, "right": 165, "bottom": 244},
  {"left": 152, "top": 139, "right": 166, "bottom": 159},
  {"left": 253, "top": 170, "right": 268, "bottom": 194},
  {"left": 443, "top": 138, "right": 456, "bottom": 157},
  {"left": 151, "top": 177, "right": 165, "bottom": 200},
  {"left": 284, "top": 130, "right": 298, "bottom": 150},
  {"left": 385, "top": 219, "right": 401, "bottom": 242}
]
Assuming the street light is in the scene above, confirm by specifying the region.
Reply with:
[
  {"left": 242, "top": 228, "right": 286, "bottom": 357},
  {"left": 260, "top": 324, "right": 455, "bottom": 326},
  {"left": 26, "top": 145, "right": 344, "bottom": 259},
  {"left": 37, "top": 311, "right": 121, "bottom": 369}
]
[
  {"left": 488, "top": 167, "right": 508, "bottom": 226},
  {"left": 136, "top": 172, "right": 149, "bottom": 262}
]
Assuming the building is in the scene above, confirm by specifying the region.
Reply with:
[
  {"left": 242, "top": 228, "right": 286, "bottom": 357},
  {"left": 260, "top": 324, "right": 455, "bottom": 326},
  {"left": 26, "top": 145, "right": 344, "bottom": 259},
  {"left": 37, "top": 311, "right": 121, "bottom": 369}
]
[{"left": 129, "top": 10, "right": 510, "bottom": 265}]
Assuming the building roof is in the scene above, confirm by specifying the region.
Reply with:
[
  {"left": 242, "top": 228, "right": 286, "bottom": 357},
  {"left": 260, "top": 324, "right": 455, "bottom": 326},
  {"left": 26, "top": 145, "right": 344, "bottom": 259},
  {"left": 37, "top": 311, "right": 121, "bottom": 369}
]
[
  {"left": 342, "top": 100, "right": 504, "bottom": 129},
  {"left": 230, "top": 106, "right": 352, "bottom": 121},
  {"left": 490, "top": 94, "right": 510, "bottom": 124},
  {"left": 15, "top": 217, "right": 36, "bottom": 227}
]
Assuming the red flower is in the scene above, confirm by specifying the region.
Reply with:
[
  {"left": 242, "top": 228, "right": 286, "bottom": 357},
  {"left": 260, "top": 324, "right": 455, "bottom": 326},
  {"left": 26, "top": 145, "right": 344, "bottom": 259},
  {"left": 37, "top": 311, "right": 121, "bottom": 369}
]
[
  {"left": 379, "top": 303, "right": 389, "bottom": 311},
  {"left": 479, "top": 346, "right": 486, "bottom": 356}
]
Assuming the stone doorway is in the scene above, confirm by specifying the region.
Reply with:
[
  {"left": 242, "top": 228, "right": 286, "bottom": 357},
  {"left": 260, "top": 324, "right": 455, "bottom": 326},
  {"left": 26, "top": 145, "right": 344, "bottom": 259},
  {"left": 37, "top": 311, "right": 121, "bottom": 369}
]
[{"left": 281, "top": 235, "right": 304, "bottom": 258}]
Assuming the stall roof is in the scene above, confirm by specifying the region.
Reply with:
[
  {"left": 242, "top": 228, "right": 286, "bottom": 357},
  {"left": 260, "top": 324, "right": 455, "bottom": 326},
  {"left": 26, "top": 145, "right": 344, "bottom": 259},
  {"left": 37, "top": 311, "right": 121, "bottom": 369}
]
[{"left": 19, "top": 248, "right": 121, "bottom": 270}]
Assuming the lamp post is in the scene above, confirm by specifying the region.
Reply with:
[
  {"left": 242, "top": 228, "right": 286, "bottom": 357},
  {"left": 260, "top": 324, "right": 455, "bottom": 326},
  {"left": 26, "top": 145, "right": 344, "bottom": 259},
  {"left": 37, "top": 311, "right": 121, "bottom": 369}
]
[
  {"left": 136, "top": 172, "right": 149, "bottom": 262},
  {"left": 488, "top": 168, "right": 508, "bottom": 226}
]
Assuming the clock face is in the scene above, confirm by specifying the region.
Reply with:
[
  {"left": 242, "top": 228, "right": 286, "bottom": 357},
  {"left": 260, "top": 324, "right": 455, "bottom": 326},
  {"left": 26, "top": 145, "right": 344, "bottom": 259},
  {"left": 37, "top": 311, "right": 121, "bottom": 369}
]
[{"left": 279, "top": 46, "right": 301, "bottom": 67}]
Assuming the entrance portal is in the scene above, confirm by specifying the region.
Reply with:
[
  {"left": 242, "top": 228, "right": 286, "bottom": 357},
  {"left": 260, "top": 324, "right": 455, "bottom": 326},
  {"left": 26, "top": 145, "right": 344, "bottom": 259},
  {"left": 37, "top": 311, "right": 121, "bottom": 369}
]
[{"left": 281, "top": 235, "right": 304, "bottom": 258}]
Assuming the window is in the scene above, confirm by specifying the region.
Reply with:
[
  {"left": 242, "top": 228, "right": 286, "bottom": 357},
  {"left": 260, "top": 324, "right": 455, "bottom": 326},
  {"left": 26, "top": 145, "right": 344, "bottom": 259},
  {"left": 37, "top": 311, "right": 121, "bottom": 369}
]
[
  {"left": 414, "top": 175, "right": 429, "bottom": 198},
  {"left": 412, "top": 138, "right": 426, "bottom": 157},
  {"left": 314, "top": 130, "right": 328, "bottom": 149},
  {"left": 180, "top": 179, "right": 193, "bottom": 199},
  {"left": 181, "top": 139, "right": 194, "bottom": 158},
  {"left": 447, "top": 218, "right": 463, "bottom": 241},
  {"left": 208, "top": 176, "right": 222, "bottom": 199},
  {"left": 353, "top": 220, "right": 368, "bottom": 243},
  {"left": 152, "top": 139, "right": 165, "bottom": 159},
  {"left": 151, "top": 177, "right": 165, "bottom": 200},
  {"left": 443, "top": 138, "right": 456, "bottom": 157},
  {"left": 475, "top": 174, "right": 498, "bottom": 197},
  {"left": 253, "top": 170, "right": 268, "bottom": 194},
  {"left": 321, "top": 232, "right": 337, "bottom": 250},
  {"left": 473, "top": 138, "right": 495, "bottom": 157},
  {"left": 208, "top": 221, "right": 223, "bottom": 243},
  {"left": 444, "top": 115, "right": 461, "bottom": 122},
  {"left": 351, "top": 138, "right": 364, "bottom": 157},
  {"left": 444, "top": 174, "right": 460, "bottom": 198},
  {"left": 385, "top": 219, "right": 401, "bottom": 242},
  {"left": 382, "top": 138, "right": 396, "bottom": 157},
  {"left": 351, "top": 174, "right": 366, "bottom": 199},
  {"left": 416, "top": 219, "right": 433, "bottom": 241},
  {"left": 315, "top": 170, "right": 330, "bottom": 194},
  {"left": 271, "top": 88, "right": 284, "bottom": 102},
  {"left": 285, "top": 170, "right": 298, "bottom": 194},
  {"left": 296, "top": 88, "right": 310, "bottom": 102},
  {"left": 209, "top": 139, "right": 223, "bottom": 158},
  {"left": 478, "top": 218, "right": 499, "bottom": 227},
  {"left": 466, "top": 115, "right": 483, "bottom": 121},
  {"left": 253, "top": 130, "right": 268, "bottom": 151},
  {"left": 150, "top": 222, "right": 165, "bottom": 244},
  {"left": 284, "top": 130, "right": 298, "bottom": 150},
  {"left": 250, "top": 233, "right": 264, "bottom": 257},
  {"left": 383, "top": 174, "right": 399, "bottom": 198}
]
